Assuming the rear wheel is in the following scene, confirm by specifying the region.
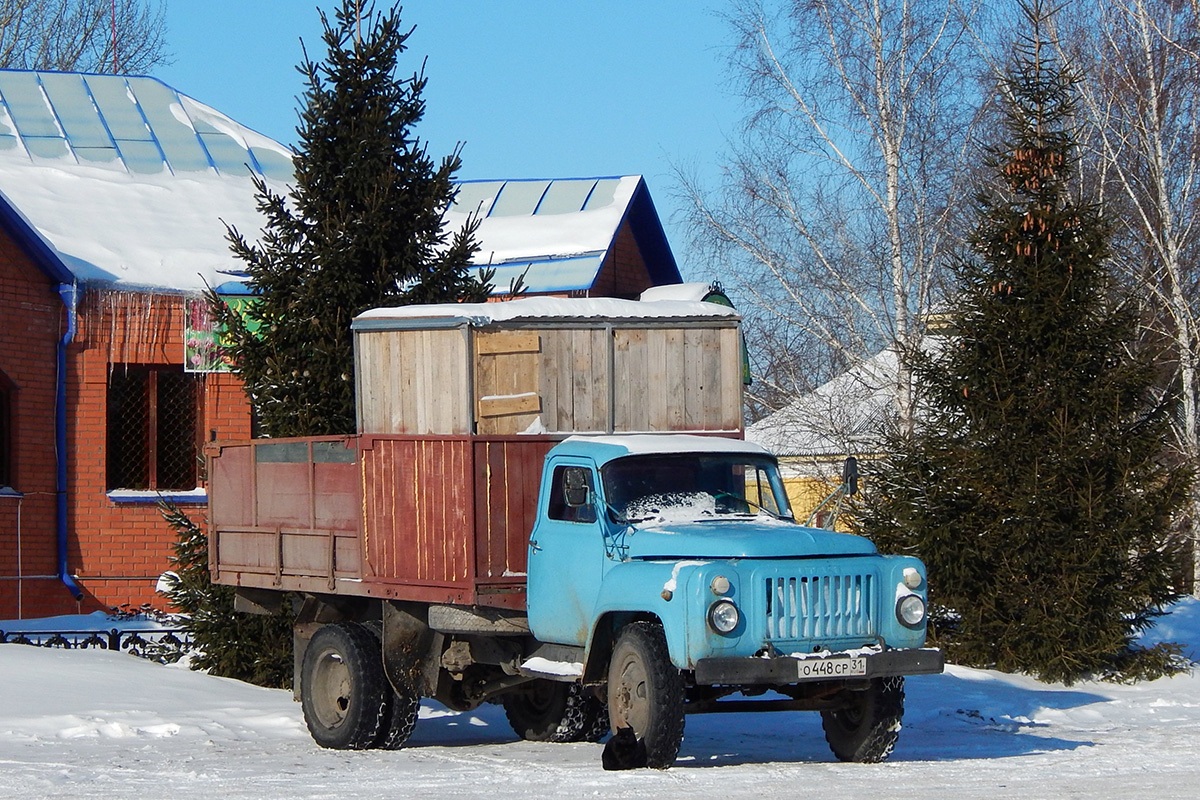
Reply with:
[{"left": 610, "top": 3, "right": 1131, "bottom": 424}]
[
  {"left": 503, "top": 681, "right": 608, "bottom": 743},
  {"left": 820, "top": 676, "right": 905, "bottom": 763},
  {"left": 375, "top": 683, "right": 420, "bottom": 750},
  {"left": 606, "top": 621, "right": 685, "bottom": 768},
  {"left": 362, "top": 620, "right": 421, "bottom": 750},
  {"left": 300, "top": 622, "right": 388, "bottom": 750}
]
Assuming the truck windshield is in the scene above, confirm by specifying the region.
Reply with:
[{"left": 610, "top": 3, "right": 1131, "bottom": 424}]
[{"left": 601, "top": 453, "right": 793, "bottom": 524}]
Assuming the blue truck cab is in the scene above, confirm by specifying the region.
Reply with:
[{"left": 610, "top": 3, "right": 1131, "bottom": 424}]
[{"left": 526, "top": 433, "right": 943, "bottom": 766}]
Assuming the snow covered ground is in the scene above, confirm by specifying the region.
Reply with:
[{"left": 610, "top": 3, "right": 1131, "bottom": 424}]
[{"left": 1, "top": 601, "right": 1198, "bottom": 800}]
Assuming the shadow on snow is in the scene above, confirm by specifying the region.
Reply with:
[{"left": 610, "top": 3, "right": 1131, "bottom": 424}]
[{"left": 404, "top": 670, "right": 1106, "bottom": 766}]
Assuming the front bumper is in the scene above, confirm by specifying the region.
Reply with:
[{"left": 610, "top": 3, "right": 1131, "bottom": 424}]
[{"left": 693, "top": 647, "right": 944, "bottom": 686}]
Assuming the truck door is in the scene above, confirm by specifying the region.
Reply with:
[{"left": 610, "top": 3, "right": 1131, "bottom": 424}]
[{"left": 526, "top": 461, "right": 607, "bottom": 646}]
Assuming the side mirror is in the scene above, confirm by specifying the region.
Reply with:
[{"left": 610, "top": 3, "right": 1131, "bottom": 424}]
[
  {"left": 842, "top": 456, "right": 858, "bottom": 497},
  {"left": 563, "top": 467, "right": 591, "bottom": 507}
]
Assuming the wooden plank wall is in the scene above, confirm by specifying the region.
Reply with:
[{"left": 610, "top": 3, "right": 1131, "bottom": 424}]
[
  {"left": 474, "top": 438, "right": 556, "bottom": 585},
  {"left": 474, "top": 331, "right": 543, "bottom": 435},
  {"left": 360, "top": 437, "right": 474, "bottom": 591},
  {"left": 539, "top": 327, "right": 611, "bottom": 432},
  {"left": 356, "top": 320, "right": 743, "bottom": 437},
  {"left": 356, "top": 328, "right": 471, "bottom": 434},
  {"left": 613, "top": 326, "right": 743, "bottom": 432}
]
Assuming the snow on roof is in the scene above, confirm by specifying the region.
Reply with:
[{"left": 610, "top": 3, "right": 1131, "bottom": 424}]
[
  {"left": 560, "top": 433, "right": 768, "bottom": 459},
  {"left": 451, "top": 177, "right": 636, "bottom": 266},
  {"left": 639, "top": 282, "right": 719, "bottom": 302},
  {"left": 0, "top": 71, "right": 679, "bottom": 297},
  {"left": 353, "top": 296, "right": 740, "bottom": 329},
  {"left": 454, "top": 176, "right": 681, "bottom": 294},
  {"left": 0, "top": 70, "right": 294, "bottom": 293},
  {"left": 747, "top": 347, "right": 903, "bottom": 458}
]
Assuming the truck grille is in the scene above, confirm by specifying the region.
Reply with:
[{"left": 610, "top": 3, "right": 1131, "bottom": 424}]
[{"left": 765, "top": 573, "right": 876, "bottom": 642}]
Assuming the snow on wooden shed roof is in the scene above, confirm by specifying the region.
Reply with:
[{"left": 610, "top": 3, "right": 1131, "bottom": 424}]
[{"left": 353, "top": 296, "right": 739, "bottom": 330}]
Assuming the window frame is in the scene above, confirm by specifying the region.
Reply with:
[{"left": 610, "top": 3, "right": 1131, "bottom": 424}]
[
  {"left": 546, "top": 464, "right": 598, "bottom": 524},
  {"left": 106, "top": 364, "right": 203, "bottom": 492}
]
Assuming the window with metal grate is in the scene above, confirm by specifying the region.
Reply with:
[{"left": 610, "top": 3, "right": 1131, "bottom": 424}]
[{"left": 106, "top": 366, "right": 200, "bottom": 491}]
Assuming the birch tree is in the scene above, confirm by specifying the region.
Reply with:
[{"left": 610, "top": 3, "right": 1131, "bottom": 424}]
[
  {"left": 682, "top": 0, "right": 980, "bottom": 429},
  {"left": 0, "top": 0, "right": 167, "bottom": 73},
  {"left": 1066, "top": 0, "right": 1200, "bottom": 594}
]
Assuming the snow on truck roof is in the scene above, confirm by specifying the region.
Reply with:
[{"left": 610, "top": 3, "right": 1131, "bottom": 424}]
[
  {"left": 352, "top": 296, "right": 740, "bottom": 330},
  {"left": 556, "top": 434, "right": 770, "bottom": 461}
]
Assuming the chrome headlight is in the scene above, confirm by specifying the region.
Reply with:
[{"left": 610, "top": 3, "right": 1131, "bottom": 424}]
[
  {"left": 896, "top": 594, "right": 927, "bottom": 628},
  {"left": 707, "top": 599, "right": 740, "bottom": 634}
]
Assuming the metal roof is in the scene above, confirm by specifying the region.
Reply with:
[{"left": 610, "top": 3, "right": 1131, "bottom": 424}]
[
  {"left": 0, "top": 70, "right": 680, "bottom": 296},
  {"left": 0, "top": 70, "right": 294, "bottom": 181},
  {"left": 453, "top": 176, "right": 680, "bottom": 294}
]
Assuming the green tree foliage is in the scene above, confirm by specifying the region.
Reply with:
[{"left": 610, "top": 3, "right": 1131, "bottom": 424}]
[
  {"left": 159, "top": 499, "right": 293, "bottom": 688},
  {"left": 181, "top": 2, "right": 488, "bottom": 683},
  {"left": 857, "top": 1, "right": 1192, "bottom": 684},
  {"left": 216, "top": 0, "right": 490, "bottom": 437}
]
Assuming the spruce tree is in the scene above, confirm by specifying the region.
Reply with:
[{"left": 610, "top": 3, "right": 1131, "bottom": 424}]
[
  {"left": 159, "top": 500, "right": 294, "bottom": 688},
  {"left": 217, "top": 0, "right": 490, "bottom": 437},
  {"left": 858, "top": 0, "right": 1192, "bottom": 684},
  {"left": 183, "top": 2, "right": 488, "bottom": 683}
]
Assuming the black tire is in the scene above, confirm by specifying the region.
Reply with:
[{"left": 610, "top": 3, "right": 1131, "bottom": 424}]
[
  {"left": 502, "top": 681, "right": 607, "bottom": 743},
  {"left": 820, "top": 676, "right": 905, "bottom": 763},
  {"left": 375, "top": 684, "right": 420, "bottom": 750},
  {"left": 300, "top": 622, "right": 388, "bottom": 750},
  {"left": 571, "top": 691, "right": 610, "bottom": 743},
  {"left": 361, "top": 620, "right": 421, "bottom": 751},
  {"left": 606, "top": 621, "right": 685, "bottom": 768}
]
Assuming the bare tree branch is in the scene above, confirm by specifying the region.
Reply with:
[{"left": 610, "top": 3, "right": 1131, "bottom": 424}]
[
  {"left": 680, "top": 0, "right": 980, "bottom": 431},
  {"left": 1063, "top": 0, "right": 1200, "bottom": 594},
  {"left": 0, "top": 0, "right": 169, "bottom": 73}
]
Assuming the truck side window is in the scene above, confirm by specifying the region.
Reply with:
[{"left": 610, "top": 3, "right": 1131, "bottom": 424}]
[{"left": 548, "top": 466, "right": 597, "bottom": 523}]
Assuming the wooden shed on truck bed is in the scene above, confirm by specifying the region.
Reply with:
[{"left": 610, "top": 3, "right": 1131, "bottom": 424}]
[{"left": 351, "top": 296, "right": 745, "bottom": 437}]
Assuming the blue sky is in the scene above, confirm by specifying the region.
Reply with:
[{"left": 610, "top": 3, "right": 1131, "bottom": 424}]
[{"left": 157, "top": 1, "right": 742, "bottom": 279}]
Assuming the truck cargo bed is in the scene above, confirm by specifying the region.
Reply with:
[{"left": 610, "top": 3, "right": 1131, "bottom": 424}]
[{"left": 207, "top": 434, "right": 557, "bottom": 610}]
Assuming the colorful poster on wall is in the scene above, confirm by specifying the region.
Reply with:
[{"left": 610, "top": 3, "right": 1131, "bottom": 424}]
[{"left": 183, "top": 295, "right": 260, "bottom": 373}]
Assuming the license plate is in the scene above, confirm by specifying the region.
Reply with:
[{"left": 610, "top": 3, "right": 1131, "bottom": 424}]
[{"left": 796, "top": 656, "right": 867, "bottom": 679}]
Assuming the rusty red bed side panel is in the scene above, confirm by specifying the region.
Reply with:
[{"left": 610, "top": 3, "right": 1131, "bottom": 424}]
[
  {"left": 359, "top": 436, "right": 474, "bottom": 591},
  {"left": 207, "top": 437, "right": 362, "bottom": 590},
  {"left": 208, "top": 434, "right": 558, "bottom": 609},
  {"left": 474, "top": 438, "right": 557, "bottom": 608}
]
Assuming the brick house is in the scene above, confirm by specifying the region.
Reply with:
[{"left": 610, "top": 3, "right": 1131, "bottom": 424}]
[{"left": 0, "top": 69, "right": 682, "bottom": 620}]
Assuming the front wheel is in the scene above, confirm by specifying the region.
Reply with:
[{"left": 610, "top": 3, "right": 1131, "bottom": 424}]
[
  {"left": 607, "top": 621, "right": 685, "bottom": 768},
  {"left": 300, "top": 622, "right": 388, "bottom": 750},
  {"left": 502, "top": 681, "right": 608, "bottom": 743},
  {"left": 820, "top": 676, "right": 905, "bottom": 763}
]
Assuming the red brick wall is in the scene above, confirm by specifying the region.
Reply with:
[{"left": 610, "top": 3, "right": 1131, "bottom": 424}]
[
  {"left": 62, "top": 290, "right": 252, "bottom": 615},
  {"left": 591, "top": 220, "right": 654, "bottom": 299},
  {"left": 0, "top": 271, "right": 255, "bottom": 621},
  {"left": 0, "top": 230, "right": 66, "bottom": 620}
]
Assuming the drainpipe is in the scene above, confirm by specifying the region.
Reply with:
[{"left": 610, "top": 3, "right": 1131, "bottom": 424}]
[{"left": 56, "top": 282, "right": 84, "bottom": 601}]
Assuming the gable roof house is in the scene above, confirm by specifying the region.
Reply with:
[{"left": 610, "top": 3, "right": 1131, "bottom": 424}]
[
  {"left": 746, "top": 338, "right": 948, "bottom": 521},
  {"left": 0, "top": 68, "right": 682, "bottom": 620},
  {"left": 745, "top": 347, "right": 905, "bottom": 520}
]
